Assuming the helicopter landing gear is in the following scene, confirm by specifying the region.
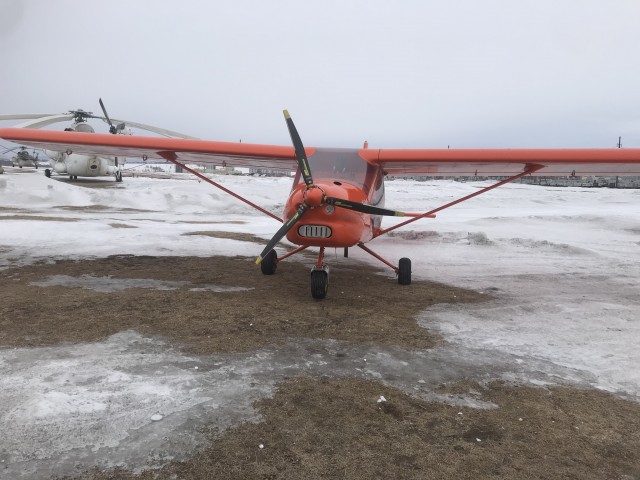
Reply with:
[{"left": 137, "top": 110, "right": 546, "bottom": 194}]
[
  {"left": 115, "top": 171, "right": 123, "bottom": 182},
  {"left": 44, "top": 169, "right": 51, "bottom": 178}
]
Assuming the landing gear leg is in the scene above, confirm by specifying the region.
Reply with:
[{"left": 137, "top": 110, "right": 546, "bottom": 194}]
[
  {"left": 357, "top": 243, "right": 412, "bottom": 287},
  {"left": 310, "top": 247, "right": 329, "bottom": 299}
]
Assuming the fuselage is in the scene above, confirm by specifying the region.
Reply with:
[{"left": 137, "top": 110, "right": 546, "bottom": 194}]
[
  {"left": 44, "top": 123, "right": 123, "bottom": 178},
  {"left": 46, "top": 151, "right": 120, "bottom": 177},
  {"left": 284, "top": 148, "right": 385, "bottom": 248}
]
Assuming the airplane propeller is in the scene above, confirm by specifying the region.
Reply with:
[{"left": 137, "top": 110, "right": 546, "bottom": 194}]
[{"left": 255, "top": 110, "right": 407, "bottom": 264}]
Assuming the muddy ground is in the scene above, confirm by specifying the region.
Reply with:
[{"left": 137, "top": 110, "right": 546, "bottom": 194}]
[{"left": 1, "top": 255, "right": 639, "bottom": 479}]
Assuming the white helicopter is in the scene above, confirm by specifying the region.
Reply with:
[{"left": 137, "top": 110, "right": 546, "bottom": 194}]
[
  {"left": 1, "top": 145, "right": 42, "bottom": 169},
  {"left": 0, "top": 99, "right": 196, "bottom": 182}
]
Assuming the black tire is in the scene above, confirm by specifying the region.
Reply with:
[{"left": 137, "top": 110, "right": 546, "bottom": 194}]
[
  {"left": 115, "top": 171, "right": 123, "bottom": 182},
  {"left": 45, "top": 169, "right": 51, "bottom": 178},
  {"left": 260, "top": 250, "right": 278, "bottom": 275},
  {"left": 311, "top": 269, "right": 329, "bottom": 299},
  {"left": 398, "top": 257, "right": 411, "bottom": 285}
]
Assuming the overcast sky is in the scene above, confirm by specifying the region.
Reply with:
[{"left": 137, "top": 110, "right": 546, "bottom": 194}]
[{"left": 1, "top": 0, "right": 639, "bottom": 148}]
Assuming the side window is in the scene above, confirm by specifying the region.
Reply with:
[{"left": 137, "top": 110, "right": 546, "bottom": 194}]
[{"left": 369, "top": 168, "right": 385, "bottom": 206}]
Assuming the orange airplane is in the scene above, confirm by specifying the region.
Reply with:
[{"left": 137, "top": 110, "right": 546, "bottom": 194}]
[{"left": 2, "top": 110, "right": 640, "bottom": 299}]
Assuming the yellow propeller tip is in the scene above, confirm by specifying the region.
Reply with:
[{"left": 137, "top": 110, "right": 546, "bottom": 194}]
[
  {"left": 283, "top": 109, "right": 290, "bottom": 119},
  {"left": 396, "top": 212, "right": 406, "bottom": 217}
]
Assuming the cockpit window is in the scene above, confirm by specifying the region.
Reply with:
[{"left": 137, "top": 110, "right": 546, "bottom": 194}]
[{"left": 295, "top": 148, "right": 371, "bottom": 188}]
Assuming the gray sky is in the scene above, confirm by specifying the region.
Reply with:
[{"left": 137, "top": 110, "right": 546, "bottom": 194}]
[{"left": 1, "top": 0, "right": 640, "bottom": 148}]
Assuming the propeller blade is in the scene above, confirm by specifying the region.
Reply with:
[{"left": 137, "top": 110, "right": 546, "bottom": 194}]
[
  {"left": 256, "top": 204, "right": 308, "bottom": 264},
  {"left": 325, "top": 197, "right": 406, "bottom": 217},
  {"left": 283, "top": 110, "right": 313, "bottom": 186},
  {"left": 99, "top": 98, "right": 117, "bottom": 134}
]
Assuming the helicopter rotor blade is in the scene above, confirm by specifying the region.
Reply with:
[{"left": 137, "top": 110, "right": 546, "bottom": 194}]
[{"left": 98, "top": 98, "right": 117, "bottom": 134}]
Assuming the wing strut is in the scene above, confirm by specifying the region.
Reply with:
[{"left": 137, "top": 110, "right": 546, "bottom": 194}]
[
  {"left": 374, "top": 164, "right": 544, "bottom": 238},
  {"left": 157, "top": 151, "right": 283, "bottom": 222}
]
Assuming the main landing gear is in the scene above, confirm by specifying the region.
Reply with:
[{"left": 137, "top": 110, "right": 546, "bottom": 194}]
[
  {"left": 115, "top": 171, "right": 123, "bottom": 182},
  {"left": 259, "top": 245, "right": 411, "bottom": 300}
]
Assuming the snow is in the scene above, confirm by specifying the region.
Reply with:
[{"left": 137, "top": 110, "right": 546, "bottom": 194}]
[{"left": 0, "top": 169, "right": 639, "bottom": 477}]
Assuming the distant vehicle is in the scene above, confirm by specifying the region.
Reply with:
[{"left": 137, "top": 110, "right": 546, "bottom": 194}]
[{"left": 0, "top": 99, "right": 196, "bottom": 182}]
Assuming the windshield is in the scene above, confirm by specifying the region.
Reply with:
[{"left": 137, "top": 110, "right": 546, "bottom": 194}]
[{"left": 294, "top": 148, "right": 371, "bottom": 188}]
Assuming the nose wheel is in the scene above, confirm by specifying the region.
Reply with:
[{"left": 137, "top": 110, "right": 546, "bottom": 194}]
[{"left": 311, "top": 266, "right": 329, "bottom": 299}]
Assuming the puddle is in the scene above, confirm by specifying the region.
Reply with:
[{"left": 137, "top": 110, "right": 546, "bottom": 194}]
[{"left": 29, "top": 275, "right": 252, "bottom": 293}]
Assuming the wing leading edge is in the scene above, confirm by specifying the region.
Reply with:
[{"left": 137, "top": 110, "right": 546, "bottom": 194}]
[
  {"left": 362, "top": 148, "right": 640, "bottom": 176},
  {"left": 0, "top": 129, "right": 301, "bottom": 171},
  {"left": 2, "top": 127, "right": 640, "bottom": 176}
]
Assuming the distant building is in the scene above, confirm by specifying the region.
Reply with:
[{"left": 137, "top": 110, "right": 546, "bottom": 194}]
[{"left": 249, "top": 168, "right": 292, "bottom": 177}]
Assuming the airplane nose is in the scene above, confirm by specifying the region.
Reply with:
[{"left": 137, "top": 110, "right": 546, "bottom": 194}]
[{"left": 302, "top": 185, "right": 325, "bottom": 208}]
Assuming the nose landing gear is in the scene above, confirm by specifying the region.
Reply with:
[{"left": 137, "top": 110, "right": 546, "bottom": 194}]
[{"left": 310, "top": 247, "right": 329, "bottom": 299}]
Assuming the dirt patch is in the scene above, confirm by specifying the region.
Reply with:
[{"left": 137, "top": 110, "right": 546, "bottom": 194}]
[
  {"left": 108, "top": 223, "right": 137, "bottom": 229},
  {"left": 72, "top": 377, "right": 640, "bottom": 480},
  {"left": 7, "top": 256, "right": 637, "bottom": 480},
  {"left": 0, "top": 255, "right": 486, "bottom": 354},
  {"left": 178, "top": 220, "right": 247, "bottom": 224},
  {"left": 0, "top": 206, "right": 27, "bottom": 213},
  {"left": 182, "top": 230, "right": 295, "bottom": 249},
  {"left": 57, "top": 205, "right": 153, "bottom": 213},
  {"left": 0, "top": 215, "right": 81, "bottom": 222}
]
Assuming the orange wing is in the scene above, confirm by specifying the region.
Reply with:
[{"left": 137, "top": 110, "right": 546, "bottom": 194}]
[
  {"left": 2, "top": 128, "right": 640, "bottom": 176},
  {"left": 0, "top": 128, "right": 302, "bottom": 171},
  {"left": 361, "top": 148, "right": 640, "bottom": 176}
]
